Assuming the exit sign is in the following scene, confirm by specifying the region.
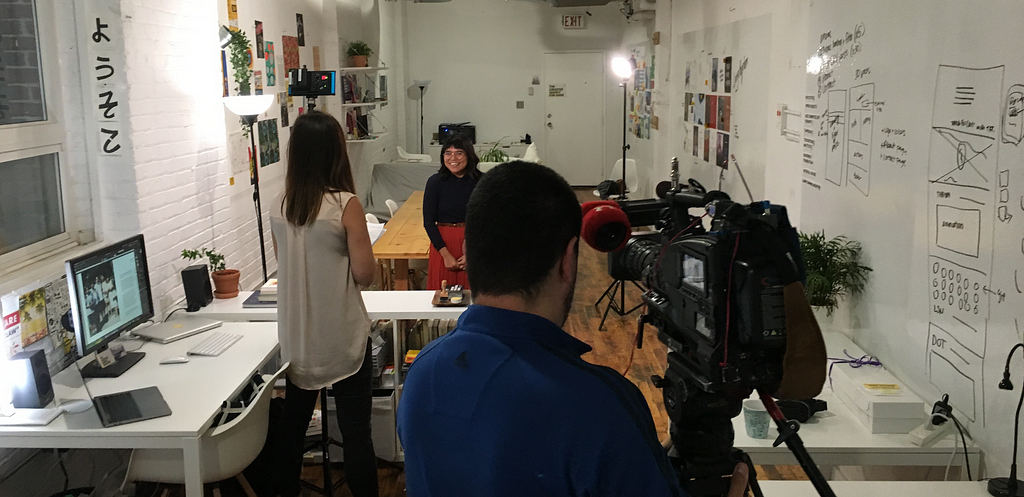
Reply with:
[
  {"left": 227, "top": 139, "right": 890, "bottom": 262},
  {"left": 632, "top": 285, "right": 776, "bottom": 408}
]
[{"left": 562, "top": 15, "right": 586, "bottom": 29}]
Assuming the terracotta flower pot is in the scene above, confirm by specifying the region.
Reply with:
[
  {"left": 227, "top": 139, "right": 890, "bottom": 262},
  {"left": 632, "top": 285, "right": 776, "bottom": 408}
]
[
  {"left": 349, "top": 55, "right": 368, "bottom": 67},
  {"left": 211, "top": 269, "right": 240, "bottom": 299}
]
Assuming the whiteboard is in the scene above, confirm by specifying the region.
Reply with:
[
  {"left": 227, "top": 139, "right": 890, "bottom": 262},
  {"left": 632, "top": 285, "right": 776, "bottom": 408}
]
[
  {"left": 800, "top": 0, "right": 1024, "bottom": 471},
  {"left": 670, "top": 15, "right": 770, "bottom": 201}
]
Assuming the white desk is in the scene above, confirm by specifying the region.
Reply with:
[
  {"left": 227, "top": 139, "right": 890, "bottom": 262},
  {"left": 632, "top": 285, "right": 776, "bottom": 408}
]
[
  {"left": 192, "top": 290, "right": 468, "bottom": 462},
  {"left": 0, "top": 322, "right": 279, "bottom": 497},
  {"left": 732, "top": 332, "right": 981, "bottom": 477},
  {"left": 757, "top": 480, "right": 989, "bottom": 496}
]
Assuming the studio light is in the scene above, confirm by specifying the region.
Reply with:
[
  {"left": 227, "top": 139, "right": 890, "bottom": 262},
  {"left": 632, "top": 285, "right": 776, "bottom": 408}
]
[
  {"left": 610, "top": 56, "right": 635, "bottom": 199},
  {"left": 223, "top": 94, "right": 275, "bottom": 283},
  {"left": 218, "top": 25, "right": 233, "bottom": 49}
]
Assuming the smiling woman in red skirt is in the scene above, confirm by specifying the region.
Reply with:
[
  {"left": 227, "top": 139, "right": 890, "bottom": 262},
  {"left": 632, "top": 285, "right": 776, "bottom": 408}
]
[{"left": 423, "top": 134, "right": 481, "bottom": 290}]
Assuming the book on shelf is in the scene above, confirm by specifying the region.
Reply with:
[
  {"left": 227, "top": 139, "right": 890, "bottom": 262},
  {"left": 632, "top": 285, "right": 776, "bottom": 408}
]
[{"left": 258, "top": 278, "right": 278, "bottom": 302}]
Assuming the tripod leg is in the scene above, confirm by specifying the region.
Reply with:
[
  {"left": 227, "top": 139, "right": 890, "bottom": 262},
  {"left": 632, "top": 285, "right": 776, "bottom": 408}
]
[
  {"left": 599, "top": 281, "right": 620, "bottom": 331},
  {"left": 594, "top": 279, "right": 618, "bottom": 309},
  {"left": 320, "top": 389, "right": 334, "bottom": 497}
]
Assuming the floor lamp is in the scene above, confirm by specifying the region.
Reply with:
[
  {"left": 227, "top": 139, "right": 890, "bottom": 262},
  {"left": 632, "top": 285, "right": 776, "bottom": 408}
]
[
  {"left": 223, "top": 94, "right": 275, "bottom": 283},
  {"left": 611, "top": 57, "right": 634, "bottom": 200},
  {"left": 414, "top": 79, "right": 431, "bottom": 154}
]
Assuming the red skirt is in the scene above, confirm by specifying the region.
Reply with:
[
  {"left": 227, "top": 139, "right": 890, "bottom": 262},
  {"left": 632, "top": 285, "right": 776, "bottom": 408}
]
[{"left": 427, "top": 225, "right": 469, "bottom": 291}]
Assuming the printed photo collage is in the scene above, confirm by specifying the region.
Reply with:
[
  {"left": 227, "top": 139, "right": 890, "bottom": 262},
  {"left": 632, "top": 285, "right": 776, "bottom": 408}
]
[{"left": 684, "top": 56, "right": 733, "bottom": 170}]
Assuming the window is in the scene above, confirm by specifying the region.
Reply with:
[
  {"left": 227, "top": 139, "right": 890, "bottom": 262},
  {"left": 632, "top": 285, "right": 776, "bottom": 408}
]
[{"left": 0, "top": 0, "right": 75, "bottom": 273}]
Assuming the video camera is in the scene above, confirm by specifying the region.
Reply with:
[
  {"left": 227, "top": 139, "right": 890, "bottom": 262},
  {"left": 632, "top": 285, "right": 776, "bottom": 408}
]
[{"left": 581, "top": 161, "right": 829, "bottom": 497}]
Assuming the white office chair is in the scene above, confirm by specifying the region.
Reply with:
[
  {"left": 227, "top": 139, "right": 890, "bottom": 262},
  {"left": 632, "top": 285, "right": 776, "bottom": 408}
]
[
  {"left": 385, "top": 199, "right": 399, "bottom": 219},
  {"left": 123, "top": 363, "right": 289, "bottom": 494},
  {"left": 397, "top": 146, "right": 432, "bottom": 163},
  {"left": 522, "top": 143, "right": 541, "bottom": 163},
  {"left": 365, "top": 212, "right": 380, "bottom": 224},
  {"left": 593, "top": 159, "right": 639, "bottom": 197}
]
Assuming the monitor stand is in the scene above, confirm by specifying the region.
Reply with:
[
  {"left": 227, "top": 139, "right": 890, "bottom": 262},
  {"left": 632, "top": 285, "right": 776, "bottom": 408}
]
[{"left": 80, "top": 352, "right": 145, "bottom": 378}]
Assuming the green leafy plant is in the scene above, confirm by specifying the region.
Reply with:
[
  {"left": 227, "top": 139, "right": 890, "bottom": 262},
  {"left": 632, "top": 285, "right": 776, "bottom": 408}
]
[
  {"left": 798, "top": 230, "right": 872, "bottom": 316},
  {"left": 182, "top": 248, "right": 227, "bottom": 272},
  {"left": 346, "top": 40, "right": 373, "bottom": 57},
  {"left": 226, "top": 28, "right": 253, "bottom": 96},
  {"left": 478, "top": 143, "right": 509, "bottom": 163}
]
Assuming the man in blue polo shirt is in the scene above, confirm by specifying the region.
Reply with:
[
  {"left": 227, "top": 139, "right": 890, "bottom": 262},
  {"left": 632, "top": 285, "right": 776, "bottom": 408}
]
[{"left": 397, "top": 161, "right": 748, "bottom": 496}]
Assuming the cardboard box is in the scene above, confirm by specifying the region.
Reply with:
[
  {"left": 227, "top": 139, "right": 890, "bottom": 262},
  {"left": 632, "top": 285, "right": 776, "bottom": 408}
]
[{"left": 830, "top": 361, "right": 926, "bottom": 434}]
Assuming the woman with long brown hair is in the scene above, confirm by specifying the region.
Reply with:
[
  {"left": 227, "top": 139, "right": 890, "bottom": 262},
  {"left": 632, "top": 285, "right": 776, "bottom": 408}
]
[{"left": 270, "top": 111, "right": 378, "bottom": 497}]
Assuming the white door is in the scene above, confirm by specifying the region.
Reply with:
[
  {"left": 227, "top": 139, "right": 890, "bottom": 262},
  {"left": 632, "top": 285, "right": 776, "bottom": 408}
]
[{"left": 544, "top": 52, "right": 605, "bottom": 186}]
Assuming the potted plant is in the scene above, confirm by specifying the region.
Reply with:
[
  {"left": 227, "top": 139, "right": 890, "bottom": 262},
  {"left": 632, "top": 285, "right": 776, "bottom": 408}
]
[
  {"left": 225, "top": 28, "right": 253, "bottom": 96},
  {"left": 346, "top": 40, "right": 373, "bottom": 67},
  {"left": 182, "top": 248, "right": 240, "bottom": 299},
  {"left": 798, "top": 230, "right": 872, "bottom": 316},
  {"left": 478, "top": 143, "right": 509, "bottom": 163}
]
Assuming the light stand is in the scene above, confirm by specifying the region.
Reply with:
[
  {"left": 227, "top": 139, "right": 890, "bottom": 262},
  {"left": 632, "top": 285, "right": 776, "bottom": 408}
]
[
  {"left": 413, "top": 79, "right": 431, "bottom": 154},
  {"left": 989, "top": 342, "right": 1024, "bottom": 496},
  {"left": 611, "top": 57, "right": 634, "bottom": 199},
  {"left": 224, "top": 95, "right": 274, "bottom": 283}
]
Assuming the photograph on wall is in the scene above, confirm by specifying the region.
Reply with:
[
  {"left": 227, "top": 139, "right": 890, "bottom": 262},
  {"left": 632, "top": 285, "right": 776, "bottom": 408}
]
[
  {"left": 265, "top": 41, "right": 276, "bottom": 86},
  {"left": 3, "top": 293, "right": 24, "bottom": 357},
  {"left": 703, "top": 129, "right": 710, "bottom": 162},
  {"left": 282, "top": 36, "right": 300, "bottom": 73},
  {"left": 695, "top": 93, "right": 705, "bottom": 126},
  {"left": 254, "top": 70, "right": 263, "bottom": 95},
  {"left": 313, "top": 46, "right": 321, "bottom": 71},
  {"left": 706, "top": 94, "right": 717, "bottom": 130},
  {"left": 226, "top": 0, "right": 237, "bottom": 21},
  {"left": 718, "top": 95, "right": 730, "bottom": 131},
  {"left": 711, "top": 57, "right": 718, "bottom": 92},
  {"left": 724, "top": 56, "right": 733, "bottom": 93},
  {"left": 648, "top": 54, "right": 655, "bottom": 90},
  {"left": 279, "top": 92, "right": 289, "bottom": 127},
  {"left": 716, "top": 132, "right": 729, "bottom": 169},
  {"left": 255, "top": 21, "right": 264, "bottom": 58},
  {"left": 220, "top": 50, "right": 229, "bottom": 97},
  {"left": 693, "top": 125, "right": 699, "bottom": 157},
  {"left": 296, "top": 14, "right": 305, "bottom": 46},
  {"left": 684, "top": 92, "right": 693, "bottom": 122},
  {"left": 258, "top": 118, "right": 281, "bottom": 166}
]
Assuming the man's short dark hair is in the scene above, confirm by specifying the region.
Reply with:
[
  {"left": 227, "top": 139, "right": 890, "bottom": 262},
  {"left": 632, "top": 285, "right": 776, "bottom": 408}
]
[{"left": 465, "top": 161, "right": 582, "bottom": 299}]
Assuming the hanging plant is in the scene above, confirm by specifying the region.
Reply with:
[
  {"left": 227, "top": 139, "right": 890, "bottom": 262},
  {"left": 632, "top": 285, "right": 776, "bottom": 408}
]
[
  {"left": 226, "top": 28, "right": 253, "bottom": 96},
  {"left": 798, "top": 230, "right": 872, "bottom": 316}
]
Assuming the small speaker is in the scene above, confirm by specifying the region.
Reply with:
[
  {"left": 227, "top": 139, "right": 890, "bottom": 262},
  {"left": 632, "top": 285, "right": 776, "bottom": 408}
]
[
  {"left": 10, "top": 349, "right": 54, "bottom": 409},
  {"left": 181, "top": 264, "right": 214, "bottom": 312}
]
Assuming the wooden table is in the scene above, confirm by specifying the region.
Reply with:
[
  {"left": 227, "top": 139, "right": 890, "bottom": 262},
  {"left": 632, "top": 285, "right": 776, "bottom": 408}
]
[{"left": 372, "top": 190, "right": 430, "bottom": 290}]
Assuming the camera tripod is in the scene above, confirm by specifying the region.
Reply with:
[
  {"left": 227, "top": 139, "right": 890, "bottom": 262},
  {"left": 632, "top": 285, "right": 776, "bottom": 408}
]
[
  {"left": 657, "top": 373, "right": 835, "bottom": 497},
  {"left": 594, "top": 278, "right": 645, "bottom": 331}
]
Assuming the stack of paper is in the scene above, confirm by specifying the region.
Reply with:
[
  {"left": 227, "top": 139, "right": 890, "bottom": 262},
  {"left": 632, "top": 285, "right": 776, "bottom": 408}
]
[{"left": 258, "top": 278, "right": 278, "bottom": 302}]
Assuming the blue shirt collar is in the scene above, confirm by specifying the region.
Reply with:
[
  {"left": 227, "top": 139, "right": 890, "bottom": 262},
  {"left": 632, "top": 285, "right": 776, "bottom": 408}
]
[{"left": 457, "top": 304, "right": 592, "bottom": 356}]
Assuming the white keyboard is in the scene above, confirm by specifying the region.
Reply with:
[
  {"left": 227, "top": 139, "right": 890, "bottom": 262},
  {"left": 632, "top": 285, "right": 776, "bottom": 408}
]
[
  {"left": 0, "top": 408, "right": 61, "bottom": 426},
  {"left": 187, "top": 332, "right": 243, "bottom": 357}
]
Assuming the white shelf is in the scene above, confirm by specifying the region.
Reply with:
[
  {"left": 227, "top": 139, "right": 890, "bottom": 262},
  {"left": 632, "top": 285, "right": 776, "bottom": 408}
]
[
  {"left": 339, "top": 66, "right": 388, "bottom": 74},
  {"left": 341, "top": 100, "right": 385, "bottom": 109},
  {"left": 348, "top": 132, "right": 388, "bottom": 143}
]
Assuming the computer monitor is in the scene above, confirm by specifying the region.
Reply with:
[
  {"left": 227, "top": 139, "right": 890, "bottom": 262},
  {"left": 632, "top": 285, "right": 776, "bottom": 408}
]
[{"left": 65, "top": 235, "right": 155, "bottom": 378}]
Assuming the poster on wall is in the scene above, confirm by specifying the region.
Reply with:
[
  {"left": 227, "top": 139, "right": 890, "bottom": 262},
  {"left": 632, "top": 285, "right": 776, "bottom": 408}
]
[
  {"left": 254, "top": 70, "right": 263, "bottom": 95},
  {"left": 716, "top": 132, "right": 729, "bottom": 169},
  {"left": 283, "top": 36, "right": 300, "bottom": 73},
  {"left": 226, "top": 0, "right": 237, "bottom": 22},
  {"left": 17, "top": 288, "right": 48, "bottom": 348},
  {"left": 724, "top": 56, "right": 733, "bottom": 93},
  {"left": 265, "top": 41, "right": 276, "bottom": 86},
  {"left": 718, "top": 96, "right": 730, "bottom": 131},
  {"left": 221, "top": 50, "right": 229, "bottom": 97},
  {"left": 296, "top": 14, "right": 305, "bottom": 46},
  {"left": 258, "top": 119, "right": 280, "bottom": 166},
  {"left": 279, "top": 92, "right": 289, "bottom": 127},
  {"left": 255, "top": 21, "right": 264, "bottom": 59}
]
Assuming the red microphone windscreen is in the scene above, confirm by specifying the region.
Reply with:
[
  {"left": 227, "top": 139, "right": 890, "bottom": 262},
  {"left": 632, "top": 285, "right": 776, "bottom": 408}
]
[
  {"left": 582, "top": 205, "right": 630, "bottom": 252},
  {"left": 581, "top": 200, "right": 620, "bottom": 218}
]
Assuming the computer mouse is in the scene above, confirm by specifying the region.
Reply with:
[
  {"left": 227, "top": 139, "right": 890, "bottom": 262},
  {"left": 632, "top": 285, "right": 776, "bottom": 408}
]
[
  {"left": 60, "top": 399, "right": 94, "bottom": 414},
  {"left": 159, "top": 356, "right": 189, "bottom": 365}
]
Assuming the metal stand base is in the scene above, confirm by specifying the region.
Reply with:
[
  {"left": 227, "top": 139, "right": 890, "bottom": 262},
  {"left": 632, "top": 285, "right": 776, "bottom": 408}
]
[
  {"left": 595, "top": 279, "right": 644, "bottom": 331},
  {"left": 300, "top": 387, "right": 346, "bottom": 496}
]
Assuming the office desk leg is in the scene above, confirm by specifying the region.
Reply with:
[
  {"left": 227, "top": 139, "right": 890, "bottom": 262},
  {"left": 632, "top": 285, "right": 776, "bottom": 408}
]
[
  {"left": 394, "top": 259, "right": 410, "bottom": 290},
  {"left": 183, "top": 437, "right": 203, "bottom": 497},
  {"left": 393, "top": 319, "right": 402, "bottom": 405}
]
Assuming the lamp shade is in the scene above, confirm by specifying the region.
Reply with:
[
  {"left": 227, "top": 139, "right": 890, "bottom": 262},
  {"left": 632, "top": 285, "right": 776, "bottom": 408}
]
[
  {"left": 223, "top": 95, "right": 274, "bottom": 117},
  {"left": 611, "top": 57, "right": 633, "bottom": 79},
  {"left": 413, "top": 79, "right": 431, "bottom": 89},
  {"left": 218, "top": 25, "right": 233, "bottom": 49}
]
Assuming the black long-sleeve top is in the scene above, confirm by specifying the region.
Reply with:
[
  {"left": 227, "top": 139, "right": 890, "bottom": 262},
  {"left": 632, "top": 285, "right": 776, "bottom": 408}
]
[{"left": 423, "top": 172, "right": 479, "bottom": 251}]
